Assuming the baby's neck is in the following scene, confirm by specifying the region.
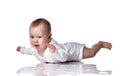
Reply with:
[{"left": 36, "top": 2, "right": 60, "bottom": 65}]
[{"left": 37, "top": 48, "right": 46, "bottom": 57}]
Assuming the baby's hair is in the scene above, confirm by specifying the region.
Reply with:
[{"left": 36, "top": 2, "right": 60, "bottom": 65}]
[{"left": 30, "top": 18, "right": 51, "bottom": 34}]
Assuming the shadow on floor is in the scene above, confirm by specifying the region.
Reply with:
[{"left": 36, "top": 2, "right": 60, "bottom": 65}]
[{"left": 16, "top": 62, "right": 112, "bottom": 76}]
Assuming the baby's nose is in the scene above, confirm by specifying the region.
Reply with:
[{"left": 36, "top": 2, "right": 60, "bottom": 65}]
[{"left": 34, "top": 38, "right": 39, "bottom": 42}]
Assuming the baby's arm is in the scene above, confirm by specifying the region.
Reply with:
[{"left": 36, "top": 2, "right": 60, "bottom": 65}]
[{"left": 16, "top": 46, "right": 35, "bottom": 55}]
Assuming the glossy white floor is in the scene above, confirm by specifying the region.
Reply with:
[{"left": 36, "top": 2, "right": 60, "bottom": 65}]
[{"left": 16, "top": 62, "right": 112, "bottom": 76}]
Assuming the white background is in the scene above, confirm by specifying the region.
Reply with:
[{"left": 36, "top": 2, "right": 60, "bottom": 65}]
[{"left": 0, "top": 0, "right": 120, "bottom": 76}]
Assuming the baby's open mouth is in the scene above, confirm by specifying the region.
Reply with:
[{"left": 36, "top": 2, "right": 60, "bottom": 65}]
[{"left": 34, "top": 45, "right": 39, "bottom": 48}]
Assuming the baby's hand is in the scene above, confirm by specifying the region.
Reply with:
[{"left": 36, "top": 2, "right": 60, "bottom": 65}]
[
  {"left": 16, "top": 46, "right": 21, "bottom": 52},
  {"left": 47, "top": 44, "right": 56, "bottom": 53}
]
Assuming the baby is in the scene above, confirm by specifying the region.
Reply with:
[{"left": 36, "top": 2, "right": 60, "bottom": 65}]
[{"left": 16, "top": 18, "right": 112, "bottom": 63}]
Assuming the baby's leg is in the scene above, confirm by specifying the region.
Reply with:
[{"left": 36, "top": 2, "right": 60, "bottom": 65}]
[{"left": 83, "top": 41, "right": 112, "bottom": 59}]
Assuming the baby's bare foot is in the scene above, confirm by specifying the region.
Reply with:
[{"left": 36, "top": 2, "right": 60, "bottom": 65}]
[{"left": 99, "top": 41, "right": 112, "bottom": 50}]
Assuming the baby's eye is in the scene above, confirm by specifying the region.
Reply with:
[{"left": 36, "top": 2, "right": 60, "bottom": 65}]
[
  {"left": 30, "top": 36, "right": 34, "bottom": 38},
  {"left": 38, "top": 36, "right": 42, "bottom": 38}
]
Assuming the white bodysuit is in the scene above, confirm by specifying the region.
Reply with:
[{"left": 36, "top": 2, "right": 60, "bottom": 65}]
[{"left": 19, "top": 39, "right": 85, "bottom": 63}]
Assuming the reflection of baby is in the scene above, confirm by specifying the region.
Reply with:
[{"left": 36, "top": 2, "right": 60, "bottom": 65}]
[
  {"left": 17, "top": 62, "right": 112, "bottom": 75},
  {"left": 16, "top": 18, "right": 112, "bottom": 63}
]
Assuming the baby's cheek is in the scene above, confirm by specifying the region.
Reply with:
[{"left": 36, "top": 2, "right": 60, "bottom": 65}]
[
  {"left": 38, "top": 40, "right": 43, "bottom": 44},
  {"left": 38, "top": 40, "right": 47, "bottom": 46}
]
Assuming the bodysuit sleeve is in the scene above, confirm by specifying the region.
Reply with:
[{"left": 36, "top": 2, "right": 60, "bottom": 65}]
[
  {"left": 20, "top": 47, "right": 35, "bottom": 55},
  {"left": 50, "top": 39, "right": 68, "bottom": 62}
]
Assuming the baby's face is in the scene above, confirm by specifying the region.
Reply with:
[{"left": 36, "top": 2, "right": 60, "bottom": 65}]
[{"left": 29, "top": 24, "right": 50, "bottom": 52}]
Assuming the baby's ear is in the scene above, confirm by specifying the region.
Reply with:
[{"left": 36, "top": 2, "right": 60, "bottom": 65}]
[
  {"left": 49, "top": 33, "right": 52, "bottom": 38},
  {"left": 48, "top": 33, "right": 52, "bottom": 42}
]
